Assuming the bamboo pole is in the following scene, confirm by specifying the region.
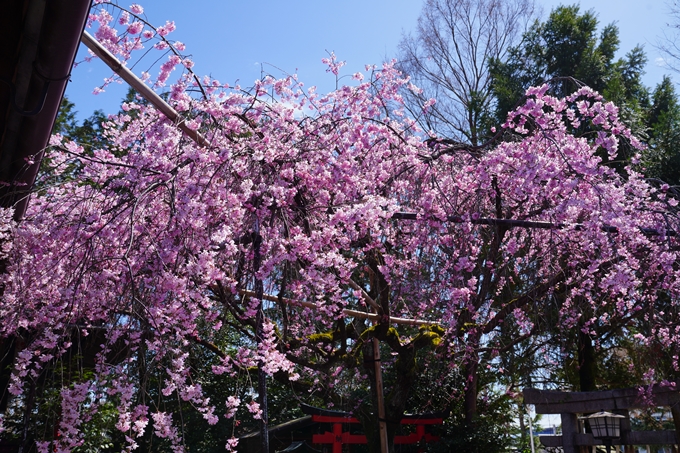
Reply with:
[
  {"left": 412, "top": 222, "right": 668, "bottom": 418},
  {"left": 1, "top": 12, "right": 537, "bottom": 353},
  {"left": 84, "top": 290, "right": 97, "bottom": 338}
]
[
  {"left": 527, "top": 404, "right": 536, "bottom": 453},
  {"left": 80, "top": 31, "right": 211, "bottom": 149},
  {"left": 239, "top": 289, "right": 438, "bottom": 327}
]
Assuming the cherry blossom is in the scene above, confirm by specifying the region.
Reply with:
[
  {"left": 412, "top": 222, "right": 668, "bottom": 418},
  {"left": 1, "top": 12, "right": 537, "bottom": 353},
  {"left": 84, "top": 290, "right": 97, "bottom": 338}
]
[{"left": 2, "top": 1, "right": 680, "bottom": 452}]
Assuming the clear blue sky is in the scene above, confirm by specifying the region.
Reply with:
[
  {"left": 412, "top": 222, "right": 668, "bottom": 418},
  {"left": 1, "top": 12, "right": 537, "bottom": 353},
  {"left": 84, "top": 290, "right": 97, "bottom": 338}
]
[{"left": 65, "top": 0, "right": 676, "bottom": 122}]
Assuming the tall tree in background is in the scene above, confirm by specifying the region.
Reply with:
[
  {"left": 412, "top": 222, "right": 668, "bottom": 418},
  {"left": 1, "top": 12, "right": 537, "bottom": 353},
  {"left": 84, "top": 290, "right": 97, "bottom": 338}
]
[
  {"left": 490, "top": 5, "right": 648, "bottom": 126},
  {"left": 641, "top": 76, "right": 680, "bottom": 186},
  {"left": 52, "top": 97, "right": 108, "bottom": 149},
  {"left": 397, "top": 0, "right": 538, "bottom": 144},
  {"left": 657, "top": 1, "right": 680, "bottom": 75},
  {"left": 649, "top": 3, "right": 680, "bottom": 187}
]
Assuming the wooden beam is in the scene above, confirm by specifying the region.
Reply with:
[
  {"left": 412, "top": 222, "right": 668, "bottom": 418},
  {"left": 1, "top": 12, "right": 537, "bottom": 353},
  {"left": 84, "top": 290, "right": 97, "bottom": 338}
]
[
  {"left": 539, "top": 431, "right": 678, "bottom": 447},
  {"left": 309, "top": 414, "right": 444, "bottom": 425}
]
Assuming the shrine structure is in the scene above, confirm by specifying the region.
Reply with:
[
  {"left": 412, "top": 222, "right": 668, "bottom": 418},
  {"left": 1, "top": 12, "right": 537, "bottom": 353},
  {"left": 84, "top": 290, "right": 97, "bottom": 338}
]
[
  {"left": 300, "top": 404, "right": 447, "bottom": 453},
  {"left": 524, "top": 385, "right": 679, "bottom": 453}
]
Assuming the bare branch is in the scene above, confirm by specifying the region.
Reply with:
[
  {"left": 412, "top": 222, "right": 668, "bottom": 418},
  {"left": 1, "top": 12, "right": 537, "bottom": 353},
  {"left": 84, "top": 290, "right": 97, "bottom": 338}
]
[{"left": 397, "top": 0, "right": 539, "bottom": 143}]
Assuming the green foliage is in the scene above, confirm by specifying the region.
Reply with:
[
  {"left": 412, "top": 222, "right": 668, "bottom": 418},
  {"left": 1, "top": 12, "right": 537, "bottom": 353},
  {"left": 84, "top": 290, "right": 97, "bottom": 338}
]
[
  {"left": 490, "top": 5, "right": 648, "bottom": 122},
  {"left": 41, "top": 96, "right": 111, "bottom": 186},
  {"left": 640, "top": 76, "right": 680, "bottom": 186},
  {"left": 428, "top": 391, "right": 515, "bottom": 453},
  {"left": 1, "top": 344, "right": 124, "bottom": 453},
  {"left": 51, "top": 96, "right": 108, "bottom": 149}
]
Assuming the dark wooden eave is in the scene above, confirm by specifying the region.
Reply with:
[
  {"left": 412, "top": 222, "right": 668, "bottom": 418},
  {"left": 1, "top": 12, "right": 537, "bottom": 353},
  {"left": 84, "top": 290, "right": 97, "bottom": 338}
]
[
  {"left": 0, "top": 0, "right": 91, "bottom": 220},
  {"left": 0, "top": 0, "right": 91, "bottom": 427}
]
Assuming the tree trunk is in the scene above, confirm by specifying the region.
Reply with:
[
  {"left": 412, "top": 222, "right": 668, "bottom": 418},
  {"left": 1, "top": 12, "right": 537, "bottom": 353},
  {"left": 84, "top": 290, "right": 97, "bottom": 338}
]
[
  {"left": 18, "top": 376, "right": 38, "bottom": 453},
  {"left": 577, "top": 329, "right": 597, "bottom": 391},
  {"left": 463, "top": 358, "right": 479, "bottom": 425},
  {"left": 0, "top": 336, "right": 16, "bottom": 414}
]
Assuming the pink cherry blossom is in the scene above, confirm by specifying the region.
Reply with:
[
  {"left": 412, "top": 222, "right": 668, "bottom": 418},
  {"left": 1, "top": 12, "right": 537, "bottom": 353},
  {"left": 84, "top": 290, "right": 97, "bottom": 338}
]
[{"left": 3, "top": 2, "right": 680, "bottom": 452}]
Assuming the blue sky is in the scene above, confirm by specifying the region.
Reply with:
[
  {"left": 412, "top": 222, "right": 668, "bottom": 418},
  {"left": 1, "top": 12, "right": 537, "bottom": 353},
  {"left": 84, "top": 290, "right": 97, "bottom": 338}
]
[{"left": 66, "top": 0, "right": 676, "bottom": 122}]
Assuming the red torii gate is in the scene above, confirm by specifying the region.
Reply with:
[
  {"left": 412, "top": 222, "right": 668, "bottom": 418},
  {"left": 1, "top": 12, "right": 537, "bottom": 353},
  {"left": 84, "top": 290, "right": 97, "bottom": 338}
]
[{"left": 301, "top": 404, "right": 446, "bottom": 453}]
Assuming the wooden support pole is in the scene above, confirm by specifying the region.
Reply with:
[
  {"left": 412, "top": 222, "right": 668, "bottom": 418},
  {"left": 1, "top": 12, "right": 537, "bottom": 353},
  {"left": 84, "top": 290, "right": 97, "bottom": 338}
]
[
  {"left": 527, "top": 405, "right": 536, "bottom": 453},
  {"left": 392, "top": 212, "right": 676, "bottom": 237},
  {"left": 373, "top": 337, "right": 389, "bottom": 453}
]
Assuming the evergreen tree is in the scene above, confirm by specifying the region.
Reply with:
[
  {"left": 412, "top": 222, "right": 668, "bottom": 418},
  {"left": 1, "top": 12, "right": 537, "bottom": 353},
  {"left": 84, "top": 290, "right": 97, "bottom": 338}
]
[
  {"left": 51, "top": 96, "right": 108, "bottom": 149},
  {"left": 490, "top": 5, "right": 648, "bottom": 123},
  {"left": 641, "top": 76, "right": 680, "bottom": 186}
]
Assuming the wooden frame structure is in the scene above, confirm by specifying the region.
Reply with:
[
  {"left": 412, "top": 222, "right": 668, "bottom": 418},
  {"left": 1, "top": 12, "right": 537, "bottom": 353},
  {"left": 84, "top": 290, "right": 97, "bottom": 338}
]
[{"left": 524, "top": 386, "right": 680, "bottom": 453}]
